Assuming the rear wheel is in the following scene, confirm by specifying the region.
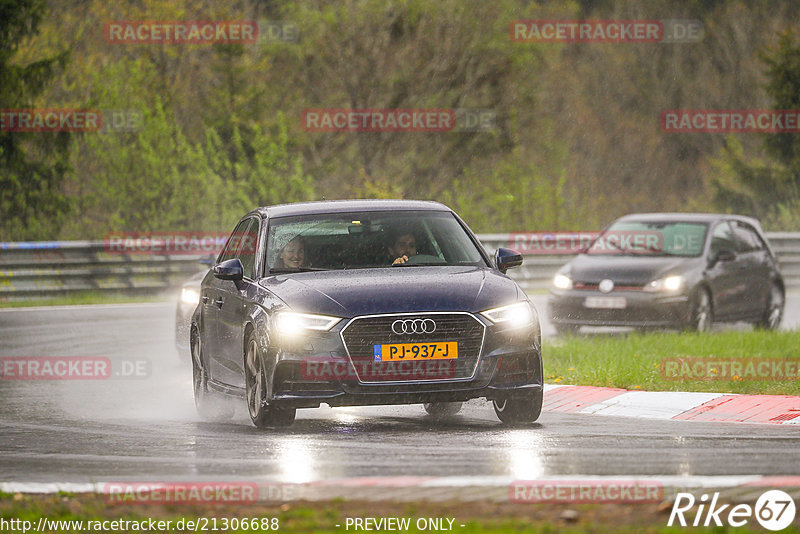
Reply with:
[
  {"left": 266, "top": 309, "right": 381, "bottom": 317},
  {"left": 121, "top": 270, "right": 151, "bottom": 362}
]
[
  {"left": 686, "top": 288, "right": 713, "bottom": 332},
  {"left": 244, "top": 333, "right": 295, "bottom": 428},
  {"left": 493, "top": 389, "right": 543, "bottom": 424},
  {"left": 192, "top": 331, "right": 234, "bottom": 421},
  {"left": 755, "top": 283, "right": 784, "bottom": 331},
  {"left": 423, "top": 402, "right": 463, "bottom": 417}
]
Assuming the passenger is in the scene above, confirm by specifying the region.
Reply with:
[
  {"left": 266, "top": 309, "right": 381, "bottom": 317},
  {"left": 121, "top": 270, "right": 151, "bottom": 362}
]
[
  {"left": 387, "top": 229, "right": 418, "bottom": 265},
  {"left": 274, "top": 236, "right": 306, "bottom": 269}
]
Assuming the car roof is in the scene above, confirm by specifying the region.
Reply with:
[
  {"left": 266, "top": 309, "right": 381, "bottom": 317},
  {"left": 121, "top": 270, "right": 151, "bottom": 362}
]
[
  {"left": 248, "top": 199, "right": 452, "bottom": 219},
  {"left": 614, "top": 212, "right": 762, "bottom": 226}
]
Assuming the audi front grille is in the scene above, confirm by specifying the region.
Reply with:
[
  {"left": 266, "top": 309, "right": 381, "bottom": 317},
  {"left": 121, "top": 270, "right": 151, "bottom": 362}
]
[{"left": 339, "top": 312, "right": 486, "bottom": 384}]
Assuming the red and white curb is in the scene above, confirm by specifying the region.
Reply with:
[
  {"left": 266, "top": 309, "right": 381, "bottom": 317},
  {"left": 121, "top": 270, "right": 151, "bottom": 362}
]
[{"left": 543, "top": 384, "right": 800, "bottom": 425}]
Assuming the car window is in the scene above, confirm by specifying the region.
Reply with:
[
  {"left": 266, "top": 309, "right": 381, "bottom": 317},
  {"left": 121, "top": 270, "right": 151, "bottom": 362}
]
[
  {"left": 218, "top": 218, "right": 251, "bottom": 263},
  {"left": 710, "top": 221, "right": 736, "bottom": 253},
  {"left": 731, "top": 221, "right": 765, "bottom": 253},
  {"left": 265, "top": 210, "right": 487, "bottom": 271},
  {"left": 238, "top": 218, "right": 260, "bottom": 279}
]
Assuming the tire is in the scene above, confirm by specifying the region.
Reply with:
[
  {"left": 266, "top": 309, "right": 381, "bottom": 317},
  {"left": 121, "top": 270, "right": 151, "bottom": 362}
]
[
  {"left": 244, "top": 333, "right": 296, "bottom": 428},
  {"left": 686, "top": 287, "right": 713, "bottom": 332},
  {"left": 192, "top": 331, "right": 235, "bottom": 421},
  {"left": 493, "top": 388, "right": 543, "bottom": 424},
  {"left": 423, "top": 402, "right": 463, "bottom": 417},
  {"left": 755, "top": 283, "right": 784, "bottom": 331}
]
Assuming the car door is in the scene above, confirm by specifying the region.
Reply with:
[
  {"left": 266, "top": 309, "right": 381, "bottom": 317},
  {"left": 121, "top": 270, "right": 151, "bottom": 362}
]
[
  {"left": 731, "top": 220, "right": 771, "bottom": 318},
  {"left": 705, "top": 221, "right": 744, "bottom": 320},
  {"left": 204, "top": 219, "right": 250, "bottom": 383},
  {"left": 214, "top": 217, "right": 260, "bottom": 388}
]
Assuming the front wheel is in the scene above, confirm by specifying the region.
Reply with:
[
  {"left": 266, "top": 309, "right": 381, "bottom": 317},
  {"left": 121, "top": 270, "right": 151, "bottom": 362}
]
[
  {"left": 493, "top": 389, "right": 543, "bottom": 424},
  {"left": 686, "top": 288, "right": 713, "bottom": 332},
  {"left": 755, "top": 283, "right": 784, "bottom": 331},
  {"left": 244, "top": 334, "right": 296, "bottom": 428}
]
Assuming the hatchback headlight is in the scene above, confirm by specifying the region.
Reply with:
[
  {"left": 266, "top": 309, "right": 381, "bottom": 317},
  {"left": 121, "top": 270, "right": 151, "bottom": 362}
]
[
  {"left": 274, "top": 312, "right": 341, "bottom": 336},
  {"left": 180, "top": 287, "right": 200, "bottom": 305},
  {"left": 481, "top": 302, "right": 535, "bottom": 328},
  {"left": 645, "top": 275, "right": 685, "bottom": 292},
  {"left": 553, "top": 273, "right": 573, "bottom": 290}
]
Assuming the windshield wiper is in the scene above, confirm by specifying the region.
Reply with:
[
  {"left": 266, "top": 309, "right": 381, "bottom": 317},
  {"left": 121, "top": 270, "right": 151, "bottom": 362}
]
[
  {"left": 268, "top": 267, "right": 328, "bottom": 274},
  {"left": 390, "top": 262, "right": 449, "bottom": 267}
]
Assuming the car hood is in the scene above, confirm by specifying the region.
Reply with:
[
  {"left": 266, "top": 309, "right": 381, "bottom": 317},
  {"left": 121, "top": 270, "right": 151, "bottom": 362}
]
[
  {"left": 259, "top": 266, "right": 521, "bottom": 318},
  {"left": 564, "top": 254, "right": 699, "bottom": 285}
]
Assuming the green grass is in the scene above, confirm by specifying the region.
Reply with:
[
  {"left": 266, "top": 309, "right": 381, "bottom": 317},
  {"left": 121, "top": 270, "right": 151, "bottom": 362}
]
[
  {"left": 0, "top": 291, "right": 171, "bottom": 308},
  {"left": 545, "top": 330, "right": 800, "bottom": 395}
]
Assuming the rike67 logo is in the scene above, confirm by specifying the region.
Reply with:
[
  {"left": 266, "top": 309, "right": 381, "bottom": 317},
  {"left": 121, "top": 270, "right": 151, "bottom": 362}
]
[{"left": 668, "top": 490, "right": 796, "bottom": 531}]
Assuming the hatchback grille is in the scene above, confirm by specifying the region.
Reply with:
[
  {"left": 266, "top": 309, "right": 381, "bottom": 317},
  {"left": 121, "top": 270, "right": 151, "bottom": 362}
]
[{"left": 340, "top": 313, "right": 485, "bottom": 383}]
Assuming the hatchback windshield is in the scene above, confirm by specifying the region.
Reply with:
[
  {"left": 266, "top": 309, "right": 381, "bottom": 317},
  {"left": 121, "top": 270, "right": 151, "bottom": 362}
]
[
  {"left": 586, "top": 221, "right": 709, "bottom": 257},
  {"left": 266, "top": 210, "right": 487, "bottom": 271}
]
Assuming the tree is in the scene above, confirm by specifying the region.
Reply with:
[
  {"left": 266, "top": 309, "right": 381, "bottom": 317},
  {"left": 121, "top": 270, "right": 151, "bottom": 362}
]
[
  {"left": 712, "top": 29, "right": 800, "bottom": 228},
  {"left": 0, "top": 0, "right": 70, "bottom": 240}
]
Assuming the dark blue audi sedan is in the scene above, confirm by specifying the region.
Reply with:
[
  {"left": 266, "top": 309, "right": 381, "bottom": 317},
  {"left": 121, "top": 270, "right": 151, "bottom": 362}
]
[{"left": 191, "top": 200, "right": 542, "bottom": 427}]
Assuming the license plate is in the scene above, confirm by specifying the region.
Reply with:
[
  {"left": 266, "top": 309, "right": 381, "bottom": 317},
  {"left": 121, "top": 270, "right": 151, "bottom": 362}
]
[
  {"left": 584, "top": 296, "right": 627, "bottom": 309},
  {"left": 374, "top": 342, "right": 458, "bottom": 361}
]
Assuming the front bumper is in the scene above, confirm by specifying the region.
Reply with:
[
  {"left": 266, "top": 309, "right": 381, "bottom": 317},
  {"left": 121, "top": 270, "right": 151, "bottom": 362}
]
[
  {"left": 548, "top": 289, "right": 691, "bottom": 328},
  {"left": 266, "top": 312, "right": 543, "bottom": 409}
]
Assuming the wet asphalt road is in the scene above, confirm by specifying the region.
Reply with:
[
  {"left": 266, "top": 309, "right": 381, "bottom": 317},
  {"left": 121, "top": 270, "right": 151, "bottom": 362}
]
[{"left": 0, "top": 298, "right": 798, "bottom": 485}]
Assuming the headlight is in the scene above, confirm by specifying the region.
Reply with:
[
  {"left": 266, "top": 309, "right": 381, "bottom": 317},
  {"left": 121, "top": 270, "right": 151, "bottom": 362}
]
[
  {"left": 274, "top": 312, "right": 341, "bottom": 335},
  {"left": 645, "top": 275, "right": 685, "bottom": 292},
  {"left": 553, "top": 273, "right": 573, "bottom": 290},
  {"left": 180, "top": 287, "right": 200, "bottom": 305},
  {"left": 481, "top": 302, "right": 535, "bottom": 327}
]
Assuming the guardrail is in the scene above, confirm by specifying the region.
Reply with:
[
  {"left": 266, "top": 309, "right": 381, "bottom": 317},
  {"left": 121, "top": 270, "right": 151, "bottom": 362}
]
[{"left": 1, "top": 233, "right": 799, "bottom": 300}]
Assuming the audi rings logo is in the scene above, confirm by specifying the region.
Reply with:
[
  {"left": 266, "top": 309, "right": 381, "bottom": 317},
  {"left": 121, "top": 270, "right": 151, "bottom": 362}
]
[{"left": 391, "top": 318, "right": 436, "bottom": 335}]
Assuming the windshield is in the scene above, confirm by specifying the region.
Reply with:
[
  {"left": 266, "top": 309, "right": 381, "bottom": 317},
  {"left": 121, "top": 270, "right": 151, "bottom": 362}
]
[
  {"left": 266, "top": 210, "right": 487, "bottom": 271},
  {"left": 585, "top": 221, "right": 709, "bottom": 257}
]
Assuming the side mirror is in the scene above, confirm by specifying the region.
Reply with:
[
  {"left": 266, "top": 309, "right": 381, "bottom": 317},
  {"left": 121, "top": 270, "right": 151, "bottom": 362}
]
[
  {"left": 213, "top": 258, "right": 244, "bottom": 281},
  {"left": 709, "top": 248, "right": 735, "bottom": 267},
  {"left": 495, "top": 247, "right": 523, "bottom": 274}
]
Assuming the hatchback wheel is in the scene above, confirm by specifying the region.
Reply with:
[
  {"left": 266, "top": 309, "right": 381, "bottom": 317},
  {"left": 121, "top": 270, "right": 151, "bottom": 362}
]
[
  {"left": 245, "top": 334, "right": 295, "bottom": 428},
  {"left": 687, "top": 288, "right": 713, "bottom": 332},
  {"left": 192, "top": 331, "right": 234, "bottom": 421},
  {"left": 755, "top": 283, "right": 784, "bottom": 331},
  {"left": 493, "top": 389, "right": 543, "bottom": 424}
]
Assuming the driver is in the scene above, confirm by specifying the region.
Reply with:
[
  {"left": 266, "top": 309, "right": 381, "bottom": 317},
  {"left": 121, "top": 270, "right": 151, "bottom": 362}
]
[{"left": 387, "top": 230, "right": 418, "bottom": 265}]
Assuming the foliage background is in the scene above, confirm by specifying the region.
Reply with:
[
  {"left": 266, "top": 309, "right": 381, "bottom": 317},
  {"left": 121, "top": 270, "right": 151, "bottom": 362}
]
[{"left": 3, "top": 0, "right": 800, "bottom": 239}]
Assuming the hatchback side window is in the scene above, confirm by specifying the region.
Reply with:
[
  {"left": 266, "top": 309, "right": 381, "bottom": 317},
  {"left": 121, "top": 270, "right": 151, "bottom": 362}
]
[
  {"left": 238, "top": 218, "right": 260, "bottom": 280},
  {"left": 732, "top": 222, "right": 765, "bottom": 253},
  {"left": 710, "top": 222, "right": 735, "bottom": 253},
  {"left": 218, "top": 219, "right": 251, "bottom": 263}
]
